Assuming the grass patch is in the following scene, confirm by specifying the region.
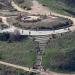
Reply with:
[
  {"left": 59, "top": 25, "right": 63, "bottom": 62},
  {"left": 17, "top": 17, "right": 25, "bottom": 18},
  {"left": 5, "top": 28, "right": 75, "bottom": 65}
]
[
  {"left": 38, "top": 0, "right": 75, "bottom": 16},
  {"left": 42, "top": 31, "right": 75, "bottom": 73},
  {"left": 0, "top": 37, "right": 35, "bottom": 67}
]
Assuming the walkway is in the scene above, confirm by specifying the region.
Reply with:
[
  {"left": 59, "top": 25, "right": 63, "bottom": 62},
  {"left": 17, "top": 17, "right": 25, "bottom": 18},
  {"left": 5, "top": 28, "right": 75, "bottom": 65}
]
[
  {"left": 5, "top": 0, "right": 75, "bottom": 35},
  {"left": 0, "top": 0, "right": 75, "bottom": 75},
  {"left": 33, "top": 35, "right": 49, "bottom": 71},
  {"left": 11, "top": 0, "right": 31, "bottom": 13},
  {"left": 0, "top": 61, "right": 39, "bottom": 73},
  {"left": 0, "top": 16, "right": 70, "bottom": 36}
]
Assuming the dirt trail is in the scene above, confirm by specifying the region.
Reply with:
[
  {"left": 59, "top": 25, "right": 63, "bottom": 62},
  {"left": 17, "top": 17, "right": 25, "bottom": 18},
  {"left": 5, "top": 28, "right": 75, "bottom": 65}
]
[
  {"left": 30, "top": 0, "right": 50, "bottom": 15},
  {"left": 41, "top": 71, "right": 75, "bottom": 75},
  {"left": 1, "top": 0, "right": 75, "bottom": 75},
  {"left": 11, "top": 0, "right": 50, "bottom": 15},
  {"left": 0, "top": 61, "right": 39, "bottom": 73}
]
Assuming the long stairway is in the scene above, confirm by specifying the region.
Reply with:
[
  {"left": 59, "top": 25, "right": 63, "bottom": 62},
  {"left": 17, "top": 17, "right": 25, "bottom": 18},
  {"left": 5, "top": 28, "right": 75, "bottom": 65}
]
[{"left": 33, "top": 35, "right": 50, "bottom": 71}]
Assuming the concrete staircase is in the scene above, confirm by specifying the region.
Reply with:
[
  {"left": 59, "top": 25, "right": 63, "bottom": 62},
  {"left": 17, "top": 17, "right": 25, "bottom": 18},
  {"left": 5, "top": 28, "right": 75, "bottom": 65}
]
[{"left": 33, "top": 35, "right": 50, "bottom": 71}]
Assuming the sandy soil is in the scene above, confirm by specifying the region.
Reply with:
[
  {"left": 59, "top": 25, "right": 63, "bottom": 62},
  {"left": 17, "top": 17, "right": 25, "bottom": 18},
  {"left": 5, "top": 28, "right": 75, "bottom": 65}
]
[
  {"left": 30, "top": 0, "right": 50, "bottom": 15},
  {"left": 41, "top": 71, "right": 75, "bottom": 75}
]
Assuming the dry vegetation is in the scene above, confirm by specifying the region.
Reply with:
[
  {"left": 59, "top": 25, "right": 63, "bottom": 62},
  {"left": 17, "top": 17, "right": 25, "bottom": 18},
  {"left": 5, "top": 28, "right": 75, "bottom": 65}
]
[
  {"left": 14, "top": 0, "right": 33, "bottom": 10},
  {"left": 7, "top": 16, "right": 73, "bottom": 30},
  {"left": 43, "top": 31, "right": 75, "bottom": 72}
]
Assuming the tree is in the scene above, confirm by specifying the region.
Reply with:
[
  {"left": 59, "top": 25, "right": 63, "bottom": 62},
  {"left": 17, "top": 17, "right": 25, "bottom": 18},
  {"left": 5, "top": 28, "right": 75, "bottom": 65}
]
[{"left": 8, "top": 29, "right": 20, "bottom": 42}]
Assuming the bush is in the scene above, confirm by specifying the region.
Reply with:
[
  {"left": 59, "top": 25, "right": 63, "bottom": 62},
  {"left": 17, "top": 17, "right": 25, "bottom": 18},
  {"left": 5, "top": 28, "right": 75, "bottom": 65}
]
[
  {"left": 43, "top": 31, "right": 75, "bottom": 72},
  {"left": 0, "top": 33, "right": 9, "bottom": 41}
]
